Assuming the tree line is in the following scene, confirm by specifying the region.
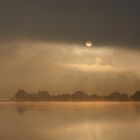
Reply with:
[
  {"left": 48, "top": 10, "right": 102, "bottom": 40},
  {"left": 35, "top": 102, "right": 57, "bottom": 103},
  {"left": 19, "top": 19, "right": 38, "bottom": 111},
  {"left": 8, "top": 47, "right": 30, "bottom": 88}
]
[{"left": 12, "top": 89, "right": 140, "bottom": 101}]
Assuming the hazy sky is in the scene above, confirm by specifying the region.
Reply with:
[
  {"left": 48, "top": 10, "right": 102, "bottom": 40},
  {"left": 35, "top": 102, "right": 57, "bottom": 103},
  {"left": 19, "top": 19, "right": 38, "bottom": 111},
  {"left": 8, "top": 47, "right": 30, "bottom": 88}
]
[{"left": 0, "top": 0, "right": 140, "bottom": 98}]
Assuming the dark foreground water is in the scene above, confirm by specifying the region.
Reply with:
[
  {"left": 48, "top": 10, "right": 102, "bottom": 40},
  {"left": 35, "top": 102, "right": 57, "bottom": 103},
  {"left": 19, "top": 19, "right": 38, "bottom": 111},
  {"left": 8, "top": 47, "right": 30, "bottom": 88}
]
[{"left": 0, "top": 102, "right": 140, "bottom": 140}]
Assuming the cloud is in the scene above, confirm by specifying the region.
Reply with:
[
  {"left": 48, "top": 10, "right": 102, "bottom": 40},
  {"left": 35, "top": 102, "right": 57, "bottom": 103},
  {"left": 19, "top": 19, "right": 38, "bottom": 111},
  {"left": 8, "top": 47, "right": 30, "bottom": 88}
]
[{"left": 0, "top": 0, "right": 140, "bottom": 47}]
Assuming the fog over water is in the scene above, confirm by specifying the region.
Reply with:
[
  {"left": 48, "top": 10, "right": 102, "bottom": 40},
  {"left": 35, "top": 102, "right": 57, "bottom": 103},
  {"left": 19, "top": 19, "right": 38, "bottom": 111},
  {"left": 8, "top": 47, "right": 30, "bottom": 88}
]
[{"left": 0, "top": 102, "right": 140, "bottom": 140}]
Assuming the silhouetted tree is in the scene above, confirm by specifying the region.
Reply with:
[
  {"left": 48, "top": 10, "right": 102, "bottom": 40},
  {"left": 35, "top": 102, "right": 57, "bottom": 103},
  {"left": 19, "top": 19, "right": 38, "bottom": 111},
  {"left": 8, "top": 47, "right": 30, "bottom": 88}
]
[
  {"left": 130, "top": 91, "right": 140, "bottom": 101},
  {"left": 14, "top": 89, "right": 28, "bottom": 100},
  {"left": 72, "top": 90, "right": 89, "bottom": 100},
  {"left": 37, "top": 91, "right": 50, "bottom": 100}
]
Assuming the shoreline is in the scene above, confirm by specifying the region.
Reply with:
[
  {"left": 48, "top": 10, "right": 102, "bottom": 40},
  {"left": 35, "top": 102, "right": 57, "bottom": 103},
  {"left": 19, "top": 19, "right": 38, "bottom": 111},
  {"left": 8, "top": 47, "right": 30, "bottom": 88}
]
[{"left": 0, "top": 100, "right": 140, "bottom": 103}]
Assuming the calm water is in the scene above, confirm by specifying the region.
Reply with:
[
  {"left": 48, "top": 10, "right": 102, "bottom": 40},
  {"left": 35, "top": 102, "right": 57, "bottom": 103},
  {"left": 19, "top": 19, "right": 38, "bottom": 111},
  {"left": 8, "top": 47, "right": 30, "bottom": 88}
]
[{"left": 0, "top": 102, "right": 140, "bottom": 140}]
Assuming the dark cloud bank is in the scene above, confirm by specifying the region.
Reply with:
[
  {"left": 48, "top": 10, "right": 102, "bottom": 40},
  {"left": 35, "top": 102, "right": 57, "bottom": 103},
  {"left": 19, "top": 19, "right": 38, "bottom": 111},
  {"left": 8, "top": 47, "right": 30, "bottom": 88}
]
[{"left": 0, "top": 0, "right": 140, "bottom": 47}]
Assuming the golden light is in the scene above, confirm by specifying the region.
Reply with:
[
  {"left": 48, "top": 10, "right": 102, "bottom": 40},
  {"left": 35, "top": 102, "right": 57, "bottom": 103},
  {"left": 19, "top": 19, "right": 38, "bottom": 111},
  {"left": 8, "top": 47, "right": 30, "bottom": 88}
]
[{"left": 85, "top": 41, "right": 93, "bottom": 48}]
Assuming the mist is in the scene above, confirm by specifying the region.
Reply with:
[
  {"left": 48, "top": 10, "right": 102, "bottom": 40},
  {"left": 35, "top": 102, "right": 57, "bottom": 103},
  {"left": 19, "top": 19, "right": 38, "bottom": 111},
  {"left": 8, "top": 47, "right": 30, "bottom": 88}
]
[{"left": 0, "top": 41, "right": 140, "bottom": 98}]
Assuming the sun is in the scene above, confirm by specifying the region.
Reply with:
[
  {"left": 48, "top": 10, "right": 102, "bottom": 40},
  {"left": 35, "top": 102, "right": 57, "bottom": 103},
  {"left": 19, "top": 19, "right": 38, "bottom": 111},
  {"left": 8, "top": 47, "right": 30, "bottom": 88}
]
[{"left": 85, "top": 41, "right": 93, "bottom": 48}]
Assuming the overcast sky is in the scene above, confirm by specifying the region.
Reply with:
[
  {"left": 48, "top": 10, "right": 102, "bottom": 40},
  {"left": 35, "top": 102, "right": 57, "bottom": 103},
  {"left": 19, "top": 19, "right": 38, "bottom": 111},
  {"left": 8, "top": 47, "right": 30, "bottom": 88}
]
[
  {"left": 0, "top": 0, "right": 140, "bottom": 46},
  {"left": 0, "top": 0, "right": 140, "bottom": 98}
]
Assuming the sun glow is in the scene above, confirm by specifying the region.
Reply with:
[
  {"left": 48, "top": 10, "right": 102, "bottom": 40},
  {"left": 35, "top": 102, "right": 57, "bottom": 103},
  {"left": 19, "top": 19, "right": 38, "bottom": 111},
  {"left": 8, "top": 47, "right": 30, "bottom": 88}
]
[{"left": 85, "top": 41, "right": 93, "bottom": 47}]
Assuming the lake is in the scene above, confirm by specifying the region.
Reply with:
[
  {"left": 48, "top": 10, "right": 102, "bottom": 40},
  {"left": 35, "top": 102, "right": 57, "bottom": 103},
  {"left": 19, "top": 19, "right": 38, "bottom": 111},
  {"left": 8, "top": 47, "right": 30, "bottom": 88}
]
[{"left": 0, "top": 102, "right": 140, "bottom": 140}]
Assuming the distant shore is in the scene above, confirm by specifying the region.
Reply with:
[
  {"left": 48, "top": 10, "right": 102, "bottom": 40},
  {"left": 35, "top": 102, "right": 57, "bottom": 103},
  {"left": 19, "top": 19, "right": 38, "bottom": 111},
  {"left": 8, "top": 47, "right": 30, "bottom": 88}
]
[{"left": 9, "top": 89, "right": 140, "bottom": 102}]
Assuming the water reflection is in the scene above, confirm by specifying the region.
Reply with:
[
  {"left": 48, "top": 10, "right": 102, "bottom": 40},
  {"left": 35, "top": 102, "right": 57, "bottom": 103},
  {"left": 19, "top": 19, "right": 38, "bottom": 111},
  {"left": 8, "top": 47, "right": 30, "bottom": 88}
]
[{"left": 0, "top": 102, "right": 140, "bottom": 140}]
